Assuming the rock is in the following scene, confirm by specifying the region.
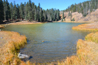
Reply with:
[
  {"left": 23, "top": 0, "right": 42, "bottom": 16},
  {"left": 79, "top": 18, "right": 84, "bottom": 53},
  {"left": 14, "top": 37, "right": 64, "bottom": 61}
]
[
  {"left": 0, "top": 37, "right": 3, "bottom": 39},
  {"left": 42, "top": 40, "right": 44, "bottom": 42},
  {"left": 18, "top": 53, "right": 29, "bottom": 59}
]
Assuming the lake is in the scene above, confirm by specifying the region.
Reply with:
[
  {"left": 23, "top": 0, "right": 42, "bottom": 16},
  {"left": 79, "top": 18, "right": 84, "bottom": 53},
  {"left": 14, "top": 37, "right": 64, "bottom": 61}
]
[{"left": 2, "top": 22, "right": 90, "bottom": 63}]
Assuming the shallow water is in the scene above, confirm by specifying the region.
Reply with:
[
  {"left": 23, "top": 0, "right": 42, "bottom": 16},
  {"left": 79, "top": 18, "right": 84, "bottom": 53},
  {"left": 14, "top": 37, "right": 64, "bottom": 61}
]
[{"left": 2, "top": 22, "right": 90, "bottom": 63}]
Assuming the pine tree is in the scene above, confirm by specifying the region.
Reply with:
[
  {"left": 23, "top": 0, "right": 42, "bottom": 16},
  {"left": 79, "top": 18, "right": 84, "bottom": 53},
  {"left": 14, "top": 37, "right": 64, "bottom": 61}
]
[
  {"left": 38, "top": 3, "right": 40, "bottom": 21},
  {"left": 62, "top": 11, "right": 64, "bottom": 21},
  {"left": 3, "top": 0, "right": 7, "bottom": 20},
  {"left": 10, "top": 2, "right": 13, "bottom": 20},
  {"left": 24, "top": 2, "right": 28, "bottom": 20},
  {"left": 0, "top": 0, "right": 4, "bottom": 23},
  {"left": 6, "top": 0, "right": 10, "bottom": 20},
  {"left": 40, "top": 8, "right": 43, "bottom": 22},
  {"left": 1, "top": 0, "right": 60, "bottom": 22},
  {"left": 57, "top": 10, "right": 60, "bottom": 21},
  {"left": 16, "top": 4, "right": 20, "bottom": 19},
  {"left": 28, "top": 0, "right": 32, "bottom": 21},
  {"left": 13, "top": 2, "right": 17, "bottom": 20},
  {"left": 32, "top": 2, "right": 35, "bottom": 20},
  {"left": 34, "top": 5, "right": 37, "bottom": 21},
  {"left": 19, "top": 3, "right": 24, "bottom": 20},
  {"left": 65, "top": 0, "right": 98, "bottom": 17}
]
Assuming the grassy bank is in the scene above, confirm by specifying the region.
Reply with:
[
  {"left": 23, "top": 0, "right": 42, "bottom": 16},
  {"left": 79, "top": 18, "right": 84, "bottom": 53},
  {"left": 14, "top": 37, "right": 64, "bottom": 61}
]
[
  {"left": 35, "top": 32, "right": 98, "bottom": 65},
  {"left": 56, "top": 32, "right": 98, "bottom": 65},
  {"left": 62, "top": 21, "right": 94, "bottom": 23},
  {"left": 1, "top": 22, "right": 98, "bottom": 65},
  {"left": 0, "top": 31, "right": 32, "bottom": 65},
  {"left": 72, "top": 22, "right": 98, "bottom": 31},
  {"left": 0, "top": 25, "right": 4, "bottom": 29}
]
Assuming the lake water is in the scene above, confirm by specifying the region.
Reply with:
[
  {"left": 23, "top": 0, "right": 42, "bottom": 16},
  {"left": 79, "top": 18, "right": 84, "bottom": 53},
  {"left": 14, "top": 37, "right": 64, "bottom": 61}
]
[{"left": 2, "top": 22, "right": 90, "bottom": 63}]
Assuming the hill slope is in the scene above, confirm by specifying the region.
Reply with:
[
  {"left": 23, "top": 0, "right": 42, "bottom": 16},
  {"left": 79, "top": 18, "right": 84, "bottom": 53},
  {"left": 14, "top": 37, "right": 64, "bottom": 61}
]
[{"left": 60, "top": 0, "right": 98, "bottom": 23}]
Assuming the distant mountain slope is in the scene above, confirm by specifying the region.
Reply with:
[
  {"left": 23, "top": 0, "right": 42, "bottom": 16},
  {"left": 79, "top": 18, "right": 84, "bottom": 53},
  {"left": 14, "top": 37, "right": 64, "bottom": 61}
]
[
  {"left": 78, "top": 9, "right": 98, "bottom": 22},
  {"left": 60, "top": 0, "right": 98, "bottom": 22},
  {"left": 65, "top": 0, "right": 98, "bottom": 17}
]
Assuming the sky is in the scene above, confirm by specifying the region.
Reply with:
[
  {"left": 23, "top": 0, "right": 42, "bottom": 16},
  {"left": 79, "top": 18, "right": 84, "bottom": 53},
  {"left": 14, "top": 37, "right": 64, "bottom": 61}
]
[{"left": 8, "top": 0, "right": 89, "bottom": 10}]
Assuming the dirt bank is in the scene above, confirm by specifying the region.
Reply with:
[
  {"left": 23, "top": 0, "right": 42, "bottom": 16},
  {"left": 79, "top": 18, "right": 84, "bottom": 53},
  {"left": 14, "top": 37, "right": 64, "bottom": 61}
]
[
  {"left": 7, "top": 21, "right": 43, "bottom": 25},
  {"left": 72, "top": 22, "right": 98, "bottom": 31}
]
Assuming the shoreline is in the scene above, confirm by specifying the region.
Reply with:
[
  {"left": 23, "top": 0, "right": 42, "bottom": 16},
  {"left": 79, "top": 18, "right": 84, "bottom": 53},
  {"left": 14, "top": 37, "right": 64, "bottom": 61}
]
[
  {"left": 0, "top": 21, "right": 44, "bottom": 29},
  {"left": 0, "top": 31, "right": 30, "bottom": 65},
  {"left": 6, "top": 21, "right": 43, "bottom": 25},
  {"left": 58, "top": 32, "right": 98, "bottom": 65},
  {"left": 63, "top": 21, "right": 94, "bottom": 23},
  {"left": 72, "top": 22, "right": 98, "bottom": 31},
  {"left": 1, "top": 22, "right": 98, "bottom": 65}
]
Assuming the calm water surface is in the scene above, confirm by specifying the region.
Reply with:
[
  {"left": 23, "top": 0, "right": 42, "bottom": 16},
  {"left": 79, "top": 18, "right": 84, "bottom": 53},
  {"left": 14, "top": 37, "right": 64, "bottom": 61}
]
[{"left": 2, "top": 22, "right": 90, "bottom": 63}]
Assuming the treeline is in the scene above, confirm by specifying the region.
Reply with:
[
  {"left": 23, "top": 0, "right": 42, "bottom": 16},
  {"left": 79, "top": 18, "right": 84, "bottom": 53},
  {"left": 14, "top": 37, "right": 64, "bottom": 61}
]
[
  {"left": 65, "top": 0, "right": 98, "bottom": 17},
  {"left": 0, "top": 0, "right": 60, "bottom": 23}
]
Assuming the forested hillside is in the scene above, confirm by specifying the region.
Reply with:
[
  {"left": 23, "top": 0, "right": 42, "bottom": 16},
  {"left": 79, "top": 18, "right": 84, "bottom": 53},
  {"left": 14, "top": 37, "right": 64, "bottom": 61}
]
[
  {"left": 0, "top": 0, "right": 60, "bottom": 23},
  {"left": 65, "top": 0, "right": 98, "bottom": 17}
]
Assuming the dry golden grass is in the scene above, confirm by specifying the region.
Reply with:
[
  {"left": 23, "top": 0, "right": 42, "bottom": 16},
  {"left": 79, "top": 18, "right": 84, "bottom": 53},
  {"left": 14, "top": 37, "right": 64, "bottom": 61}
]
[
  {"left": 1, "top": 31, "right": 98, "bottom": 65},
  {"left": 55, "top": 32, "right": 98, "bottom": 65},
  {"left": 0, "top": 31, "right": 29, "bottom": 65},
  {"left": 85, "top": 32, "right": 98, "bottom": 43},
  {"left": 24, "top": 32, "right": 98, "bottom": 65},
  {"left": 72, "top": 22, "right": 98, "bottom": 31},
  {"left": 8, "top": 21, "right": 42, "bottom": 25},
  {"left": 0, "top": 25, "right": 4, "bottom": 28}
]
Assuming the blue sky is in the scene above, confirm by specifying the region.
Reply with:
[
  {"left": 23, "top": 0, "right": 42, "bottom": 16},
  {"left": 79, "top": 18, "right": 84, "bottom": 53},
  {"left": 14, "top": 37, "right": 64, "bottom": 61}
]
[{"left": 8, "top": 0, "right": 89, "bottom": 10}]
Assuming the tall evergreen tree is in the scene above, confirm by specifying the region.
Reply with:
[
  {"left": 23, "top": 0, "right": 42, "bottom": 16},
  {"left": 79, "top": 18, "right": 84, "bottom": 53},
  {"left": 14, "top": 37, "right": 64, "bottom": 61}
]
[
  {"left": 16, "top": 4, "right": 20, "bottom": 19},
  {"left": 6, "top": 0, "right": 10, "bottom": 20},
  {"left": 10, "top": 2, "right": 13, "bottom": 20},
  {"left": 19, "top": 3, "right": 24, "bottom": 20},
  {"left": 32, "top": 2, "right": 35, "bottom": 20},
  {"left": 13, "top": 2, "right": 17, "bottom": 20},
  {"left": 38, "top": 3, "right": 40, "bottom": 21},
  {"left": 24, "top": 2, "right": 28, "bottom": 20},
  {"left": 3, "top": 0, "right": 7, "bottom": 20},
  {"left": 34, "top": 5, "right": 37, "bottom": 21},
  {"left": 62, "top": 11, "right": 64, "bottom": 19},
  {"left": 0, "top": 0, "right": 4, "bottom": 23},
  {"left": 40, "top": 8, "right": 43, "bottom": 22},
  {"left": 28, "top": 0, "right": 32, "bottom": 21},
  {"left": 1, "top": 0, "right": 60, "bottom": 23}
]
